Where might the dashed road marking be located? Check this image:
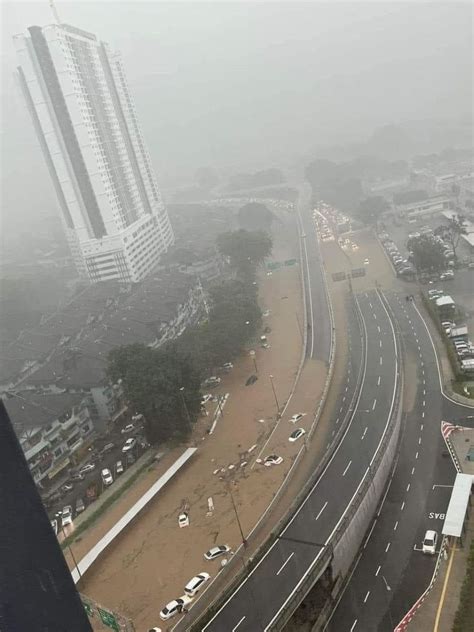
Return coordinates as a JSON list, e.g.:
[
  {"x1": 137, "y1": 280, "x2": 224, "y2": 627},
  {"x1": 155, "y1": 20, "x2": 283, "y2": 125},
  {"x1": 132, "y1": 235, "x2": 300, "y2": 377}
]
[
  {"x1": 342, "y1": 460, "x2": 352, "y2": 477},
  {"x1": 314, "y1": 501, "x2": 328, "y2": 521},
  {"x1": 375, "y1": 565, "x2": 381, "y2": 576},
  {"x1": 394, "y1": 521, "x2": 399, "y2": 531},
  {"x1": 276, "y1": 552, "x2": 294, "y2": 576},
  {"x1": 385, "y1": 542, "x2": 391, "y2": 553},
  {"x1": 363, "y1": 590, "x2": 370, "y2": 603}
]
